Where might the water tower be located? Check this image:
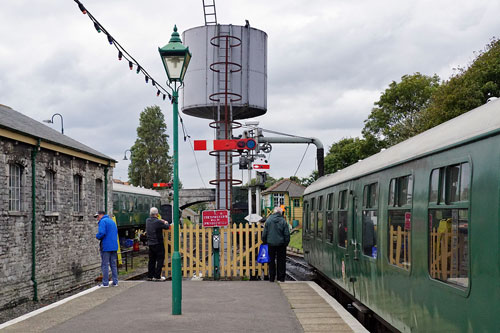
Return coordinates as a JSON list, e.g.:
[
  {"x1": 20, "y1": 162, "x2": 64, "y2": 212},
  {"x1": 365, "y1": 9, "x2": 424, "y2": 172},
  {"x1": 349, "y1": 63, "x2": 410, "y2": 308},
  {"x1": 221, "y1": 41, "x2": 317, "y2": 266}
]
[{"x1": 182, "y1": 24, "x2": 267, "y2": 212}]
